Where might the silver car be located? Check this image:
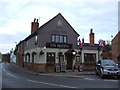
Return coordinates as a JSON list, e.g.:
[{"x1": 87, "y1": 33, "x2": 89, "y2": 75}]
[{"x1": 95, "y1": 59, "x2": 120, "y2": 79}]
